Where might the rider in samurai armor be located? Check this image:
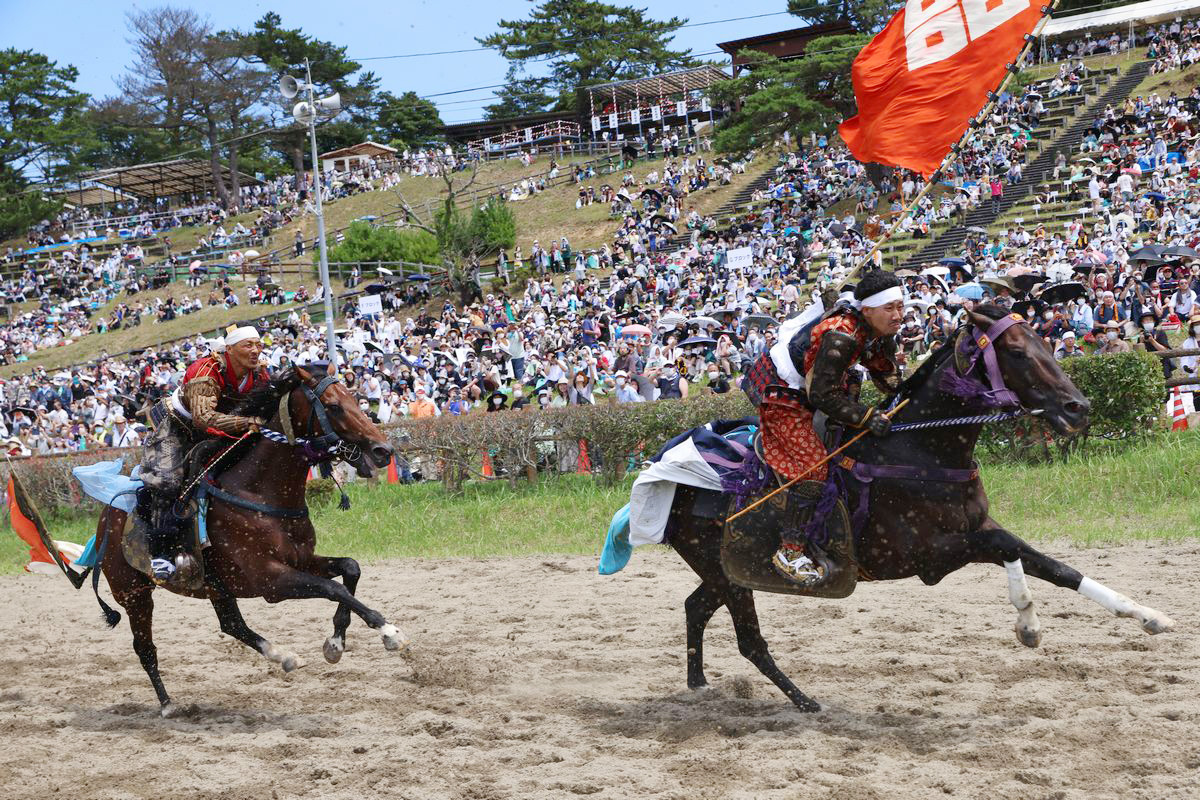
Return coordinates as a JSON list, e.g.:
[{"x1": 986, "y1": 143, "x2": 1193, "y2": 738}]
[
  {"x1": 742, "y1": 270, "x2": 906, "y2": 587},
  {"x1": 138, "y1": 326, "x2": 270, "y2": 584}
]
